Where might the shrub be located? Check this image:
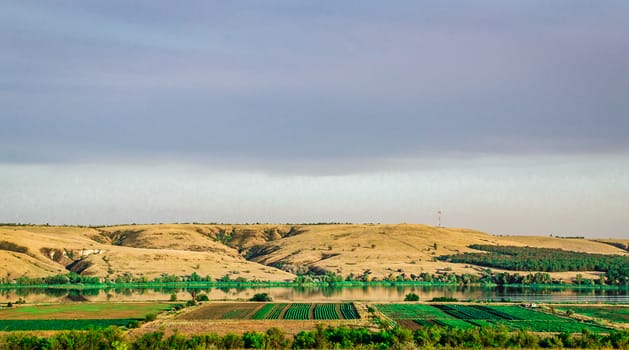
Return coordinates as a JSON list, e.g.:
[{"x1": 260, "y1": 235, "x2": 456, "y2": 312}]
[
  {"x1": 0, "y1": 241, "x2": 28, "y2": 253},
  {"x1": 195, "y1": 293, "x2": 209, "y2": 302},
  {"x1": 404, "y1": 293, "x2": 420, "y2": 302},
  {"x1": 265, "y1": 327, "x2": 290, "y2": 349},
  {"x1": 222, "y1": 333, "x2": 244, "y2": 349},
  {"x1": 250, "y1": 293, "x2": 272, "y2": 302},
  {"x1": 145, "y1": 313, "x2": 157, "y2": 322},
  {"x1": 431, "y1": 296, "x2": 458, "y2": 302},
  {"x1": 169, "y1": 293, "x2": 177, "y2": 301},
  {"x1": 242, "y1": 331, "x2": 265, "y2": 349}
]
